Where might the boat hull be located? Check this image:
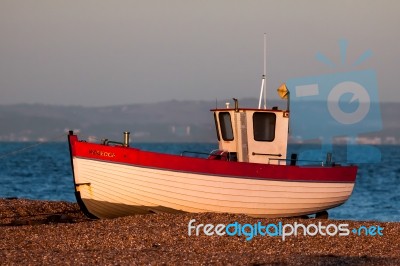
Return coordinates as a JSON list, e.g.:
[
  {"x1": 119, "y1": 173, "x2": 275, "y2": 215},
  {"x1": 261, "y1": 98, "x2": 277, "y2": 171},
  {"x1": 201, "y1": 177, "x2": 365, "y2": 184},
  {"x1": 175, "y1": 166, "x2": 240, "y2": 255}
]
[{"x1": 68, "y1": 134, "x2": 357, "y2": 219}]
